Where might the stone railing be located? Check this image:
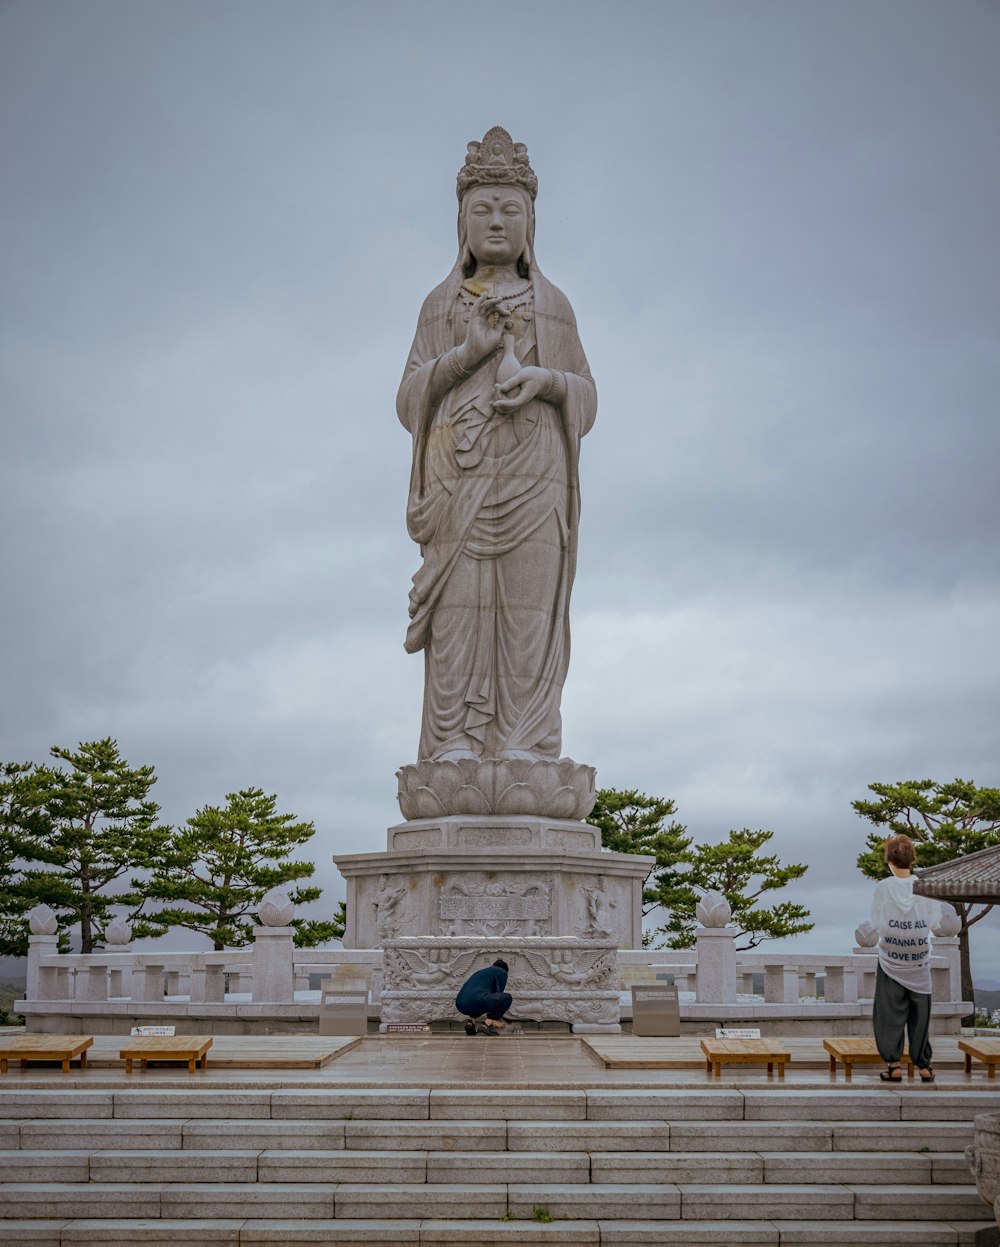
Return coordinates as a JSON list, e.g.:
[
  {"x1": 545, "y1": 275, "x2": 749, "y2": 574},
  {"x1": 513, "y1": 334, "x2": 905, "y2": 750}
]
[{"x1": 15, "y1": 891, "x2": 972, "y2": 1034}]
